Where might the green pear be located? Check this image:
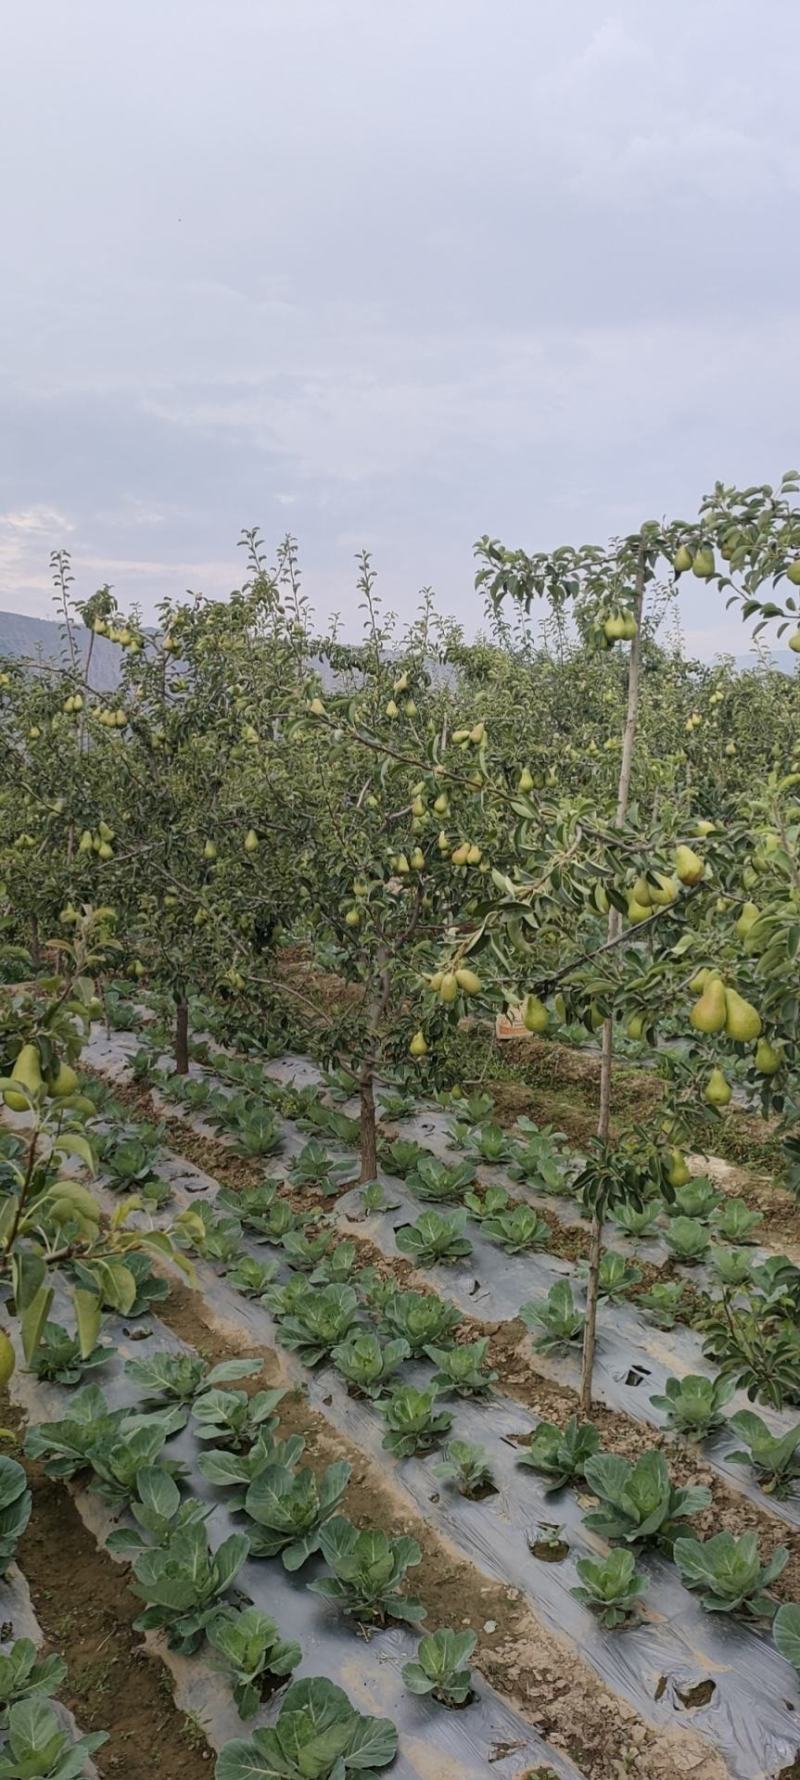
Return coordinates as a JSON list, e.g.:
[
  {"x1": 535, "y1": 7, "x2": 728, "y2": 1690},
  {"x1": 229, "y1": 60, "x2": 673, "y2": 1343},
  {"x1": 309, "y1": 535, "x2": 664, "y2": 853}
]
[
  {"x1": 690, "y1": 977, "x2": 727, "y2": 1034},
  {"x1": 789, "y1": 631, "x2": 800, "y2": 654},
  {"x1": 673, "y1": 544, "x2": 693, "y2": 574},
  {"x1": 626, "y1": 1014, "x2": 645, "y2": 1040},
  {"x1": 755, "y1": 1037, "x2": 782, "y2": 1074},
  {"x1": 724, "y1": 989, "x2": 762, "y2": 1042},
  {"x1": 455, "y1": 967, "x2": 481, "y2": 995},
  {"x1": 523, "y1": 994, "x2": 549, "y2": 1033},
  {"x1": 439, "y1": 974, "x2": 459, "y2": 1004},
  {"x1": 4, "y1": 1043, "x2": 43, "y2": 1111},
  {"x1": 705, "y1": 1067, "x2": 732, "y2": 1106},
  {"x1": 692, "y1": 545, "x2": 715, "y2": 579},
  {"x1": 734, "y1": 901, "x2": 760, "y2": 941},
  {"x1": 675, "y1": 844, "x2": 705, "y2": 885},
  {"x1": 48, "y1": 1061, "x2": 79, "y2": 1098},
  {"x1": 688, "y1": 967, "x2": 712, "y2": 994},
  {"x1": 666, "y1": 1148, "x2": 691, "y2": 1188},
  {"x1": 0, "y1": 1332, "x2": 14, "y2": 1388},
  {"x1": 409, "y1": 1031, "x2": 428, "y2": 1058},
  {"x1": 787, "y1": 559, "x2": 800, "y2": 585}
]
